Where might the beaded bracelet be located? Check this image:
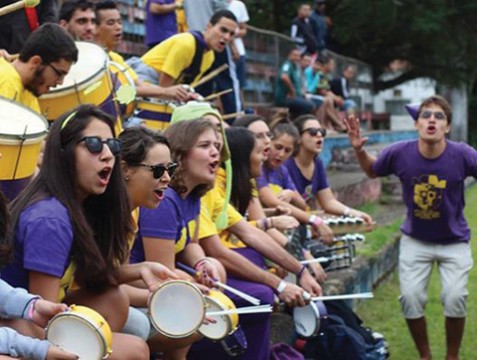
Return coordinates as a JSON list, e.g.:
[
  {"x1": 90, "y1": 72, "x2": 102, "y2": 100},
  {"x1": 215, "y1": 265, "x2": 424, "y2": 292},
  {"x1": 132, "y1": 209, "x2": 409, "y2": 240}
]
[{"x1": 194, "y1": 258, "x2": 211, "y2": 270}]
